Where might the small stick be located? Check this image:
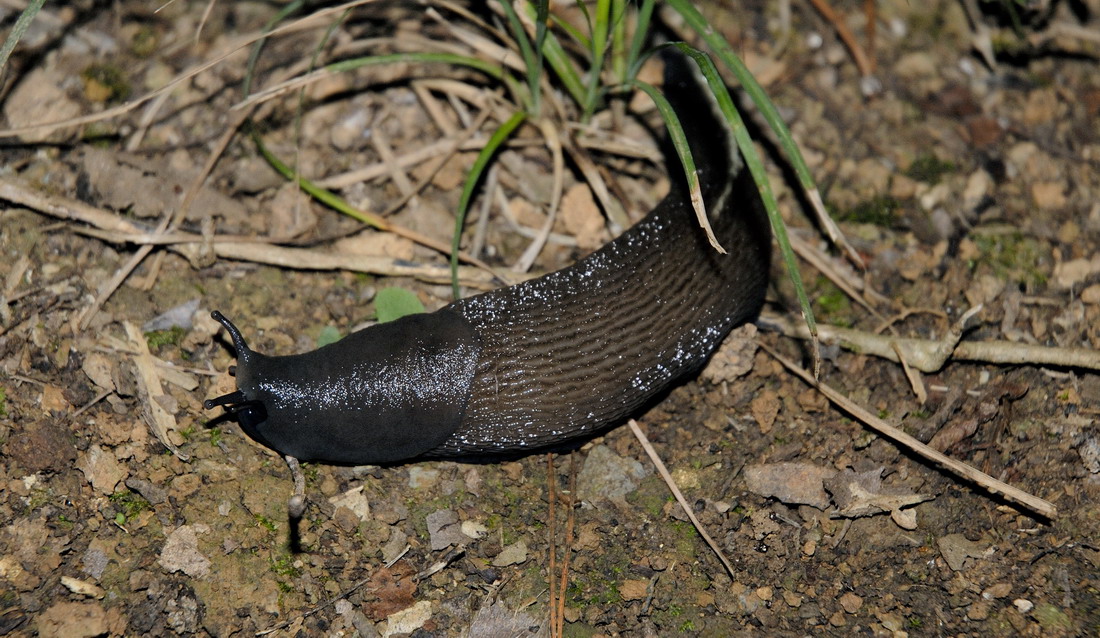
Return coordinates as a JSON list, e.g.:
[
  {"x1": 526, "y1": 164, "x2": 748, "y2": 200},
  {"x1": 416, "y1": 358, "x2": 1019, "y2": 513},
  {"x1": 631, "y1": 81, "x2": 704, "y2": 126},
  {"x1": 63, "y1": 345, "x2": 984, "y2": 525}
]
[
  {"x1": 546, "y1": 453, "x2": 558, "y2": 636},
  {"x1": 761, "y1": 343, "x2": 1057, "y2": 520},
  {"x1": 628, "y1": 419, "x2": 738, "y2": 581}
]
